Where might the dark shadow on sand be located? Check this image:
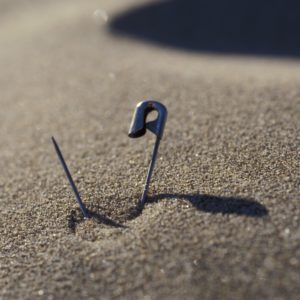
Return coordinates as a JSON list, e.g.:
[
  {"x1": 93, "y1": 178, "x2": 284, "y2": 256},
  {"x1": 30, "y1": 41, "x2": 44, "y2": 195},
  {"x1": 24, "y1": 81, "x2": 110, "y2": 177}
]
[
  {"x1": 68, "y1": 193, "x2": 267, "y2": 231},
  {"x1": 148, "y1": 193, "x2": 268, "y2": 217},
  {"x1": 68, "y1": 209, "x2": 125, "y2": 233},
  {"x1": 110, "y1": 0, "x2": 300, "y2": 58}
]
